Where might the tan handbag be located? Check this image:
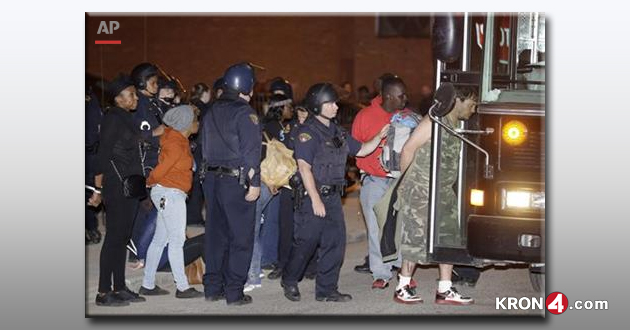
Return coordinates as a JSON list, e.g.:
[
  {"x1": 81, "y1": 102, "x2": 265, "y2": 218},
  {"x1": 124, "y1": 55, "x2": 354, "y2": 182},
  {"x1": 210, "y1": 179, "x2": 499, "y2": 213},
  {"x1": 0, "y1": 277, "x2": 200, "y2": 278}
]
[
  {"x1": 260, "y1": 132, "x2": 297, "y2": 188},
  {"x1": 185, "y1": 257, "x2": 205, "y2": 285}
]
